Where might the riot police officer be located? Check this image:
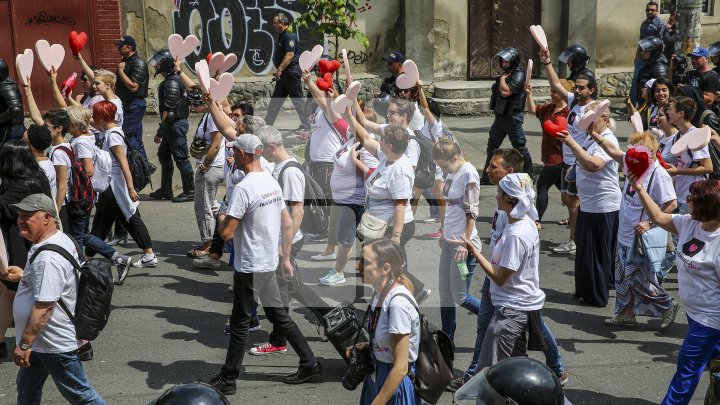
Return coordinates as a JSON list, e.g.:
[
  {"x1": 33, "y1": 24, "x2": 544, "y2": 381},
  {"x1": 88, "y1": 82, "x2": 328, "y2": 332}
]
[
  {"x1": 148, "y1": 48, "x2": 194, "y2": 203},
  {"x1": 0, "y1": 58, "x2": 25, "y2": 144},
  {"x1": 115, "y1": 35, "x2": 150, "y2": 158},
  {"x1": 637, "y1": 36, "x2": 669, "y2": 90},
  {"x1": 559, "y1": 44, "x2": 594, "y2": 81}
]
